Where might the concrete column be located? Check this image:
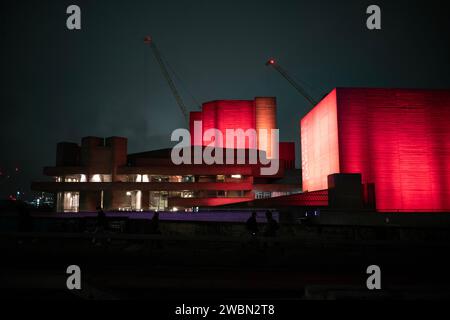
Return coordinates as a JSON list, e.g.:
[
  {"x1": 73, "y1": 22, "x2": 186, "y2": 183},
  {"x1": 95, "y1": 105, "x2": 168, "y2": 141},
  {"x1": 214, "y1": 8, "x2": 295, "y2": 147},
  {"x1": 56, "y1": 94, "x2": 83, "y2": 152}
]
[
  {"x1": 141, "y1": 191, "x2": 149, "y2": 211},
  {"x1": 56, "y1": 192, "x2": 63, "y2": 212}
]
